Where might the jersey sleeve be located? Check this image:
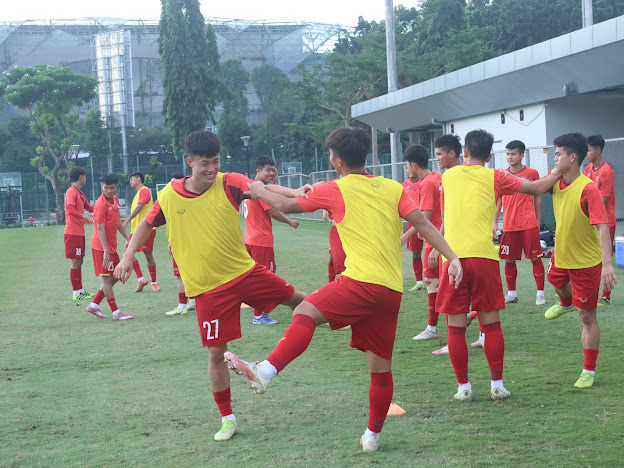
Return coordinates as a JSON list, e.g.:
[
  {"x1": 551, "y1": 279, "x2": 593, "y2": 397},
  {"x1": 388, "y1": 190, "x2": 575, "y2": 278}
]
[
  {"x1": 494, "y1": 170, "x2": 524, "y2": 198},
  {"x1": 296, "y1": 181, "x2": 344, "y2": 220},
  {"x1": 145, "y1": 200, "x2": 166, "y2": 227},
  {"x1": 440, "y1": 186, "x2": 444, "y2": 211},
  {"x1": 224, "y1": 172, "x2": 252, "y2": 208},
  {"x1": 581, "y1": 184, "x2": 609, "y2": 225},
  {"x1": 418, "y1": 181, "x2": 435, "y2": 212},
  {"x1": 598, "y1": 169, "x2": 614, "y2": 199},
  {"x1": 138, "y1": 187, "x2": 152, "y2": 205},
  {"x1": 259, "y1": 199, "x2": 272, "y2": 212},
  {"x1": 66, "y1": 204, "x2": 84, "y2": 218},
  {"x1": 399, "y1": 189, "x2": 420, "y2": 218}
]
